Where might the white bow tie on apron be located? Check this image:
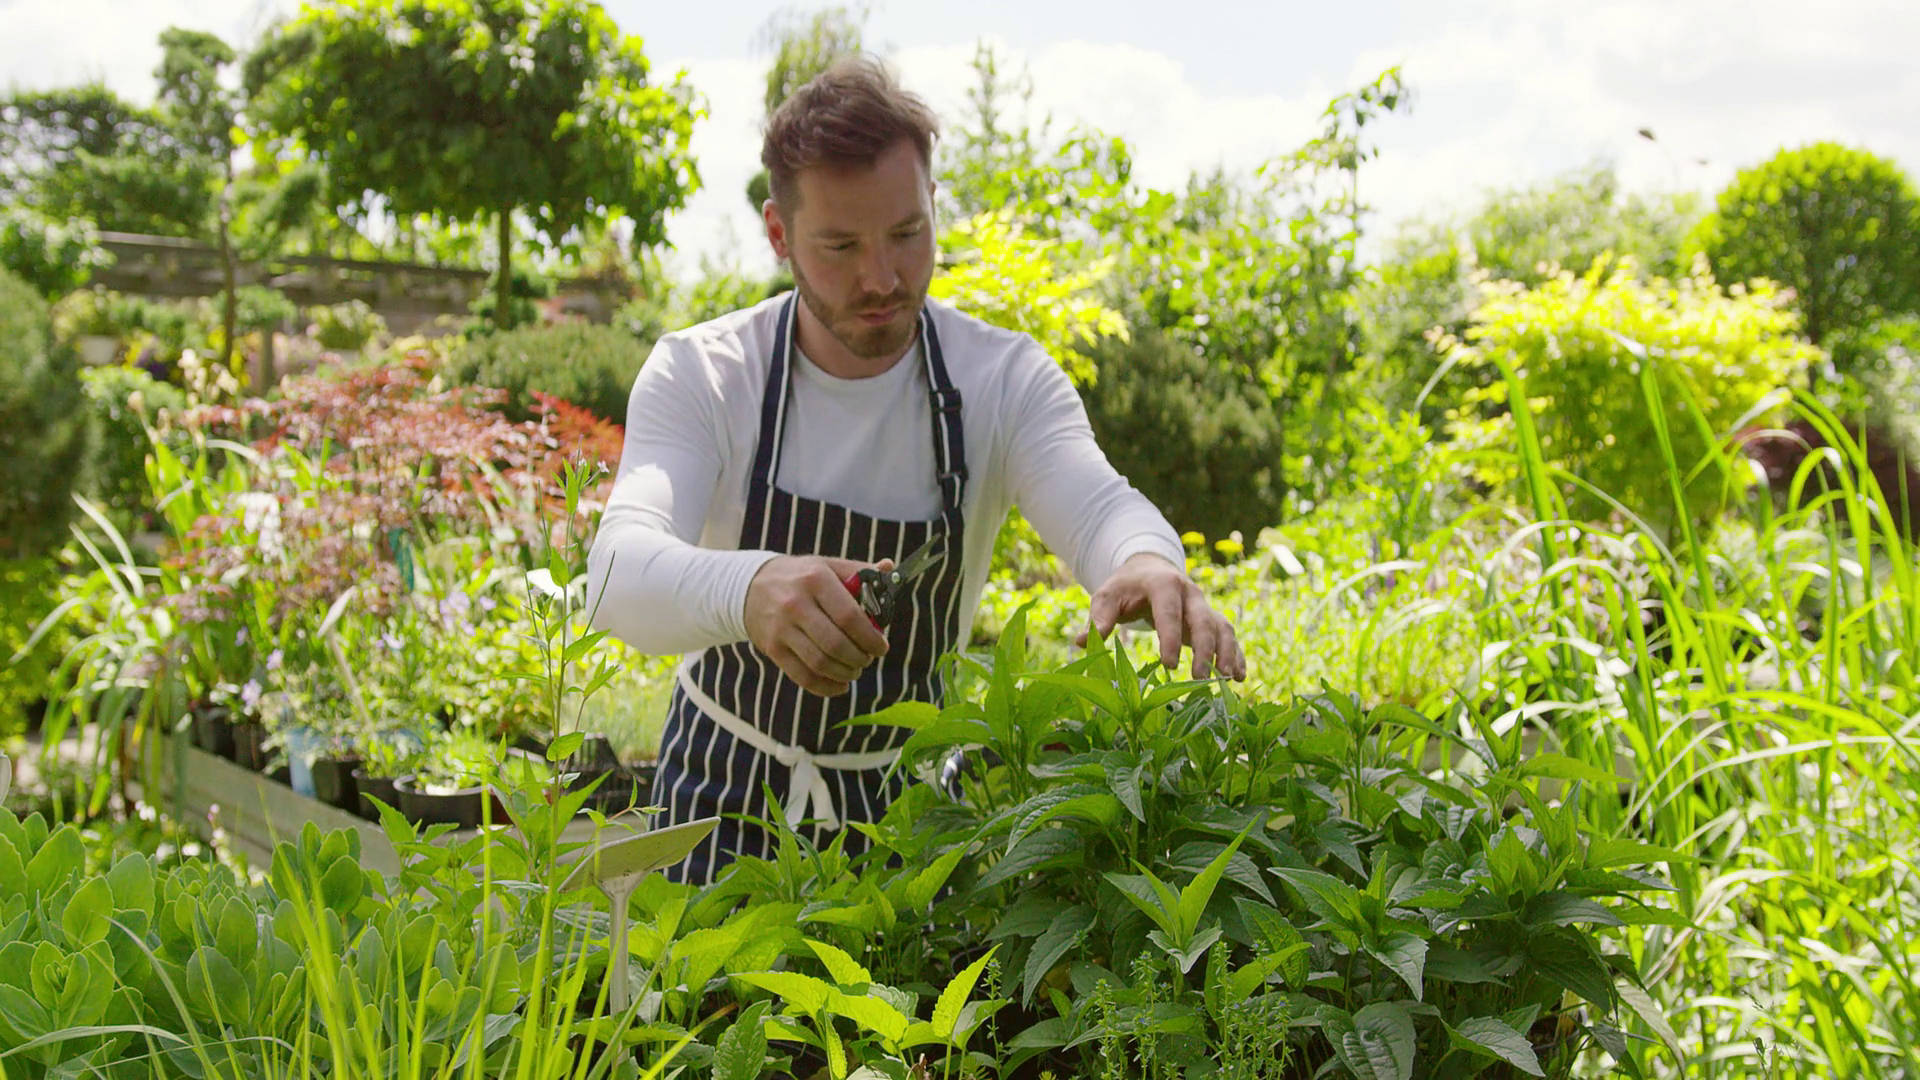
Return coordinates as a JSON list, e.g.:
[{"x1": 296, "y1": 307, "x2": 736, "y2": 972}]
[{"x1": 675, "y1": 658, "x2": 900, "y2": 831}]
